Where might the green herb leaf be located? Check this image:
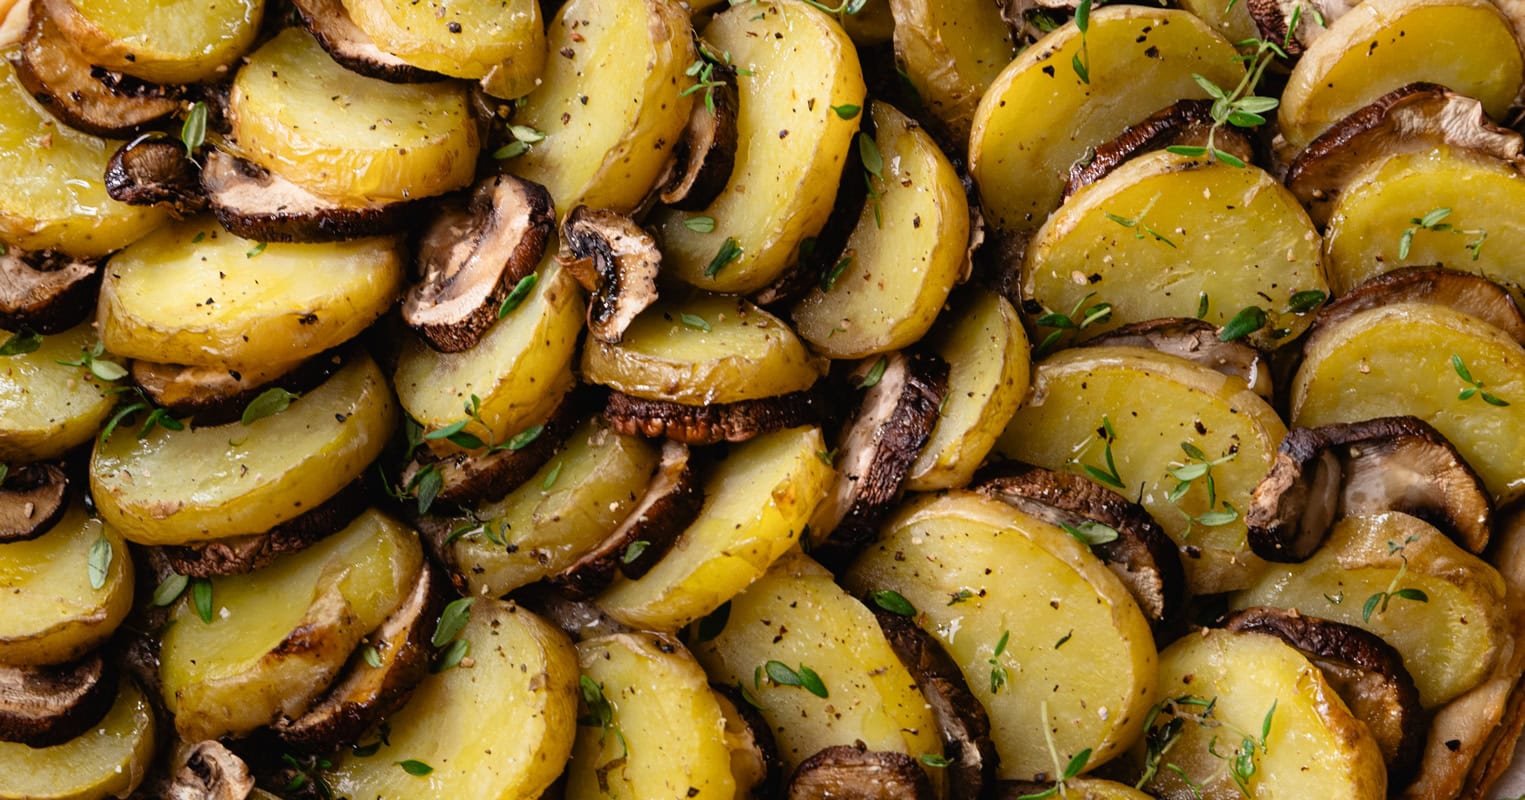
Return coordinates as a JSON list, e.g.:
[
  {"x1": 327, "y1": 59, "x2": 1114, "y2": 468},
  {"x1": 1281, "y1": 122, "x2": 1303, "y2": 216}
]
[
  {"x1": 1213, "y1": 148, "x2": 1247, "y2": 168},
  {"x1": 396, "y1": 760, "x2": 433, "y2": 776},
  {"x1": 684, "y1": 215, "x2": 716, "y2": 233},
  {"x1": 87, "y1": 534, "x2": 112, "y2": 590},
  {"x1": 621, "y1": 540, "x2": 650, "y2": 565},
  {"x1": 541, "y1": 460, "x2": 564, "y2": 491},
  {"x1": 821, "y1": 255, "x2": 853, "y2": 291},
  {"x1": 242, "y1": 387, "x2": 299, "y2": 425},
  {"x1": 831, "y1": 103, "x2": 861, "y2": 119},
  {"x1": 493, "y1": 140, "x2": 529, "y2": 159},
  {"x1": 796, "y1": 665, "x2": 828, "y2": 698},
  {"x1": 363, "y1": 645, "x2": 383, "y2": 668},
  {"x1": 1166, "y1": 145, "x2": 1210, "y2": 158},
  {"x1": 1060, "y1": 520, "x2": 1121, "y2": 547},
  {"x1": 246, "y1": 242, "x2": 267, "y2": 258},
  {"x1": 1419, "y1": 207, "x2": 1453, "y2": 228},
  {"x1": 414, "y1": 465, "x2": 442, "y2": 515},
  {"x1": 857, "y1": 356, "x2": 888, "y2": 389},
  {"x1": 1285, "y1": 290, "x2": 1326, "y2": 314},
  {"x1": 191, "y1": 578, "x2": 214, "y2": 623},
  {"x1": 1197, "y1": 292, "x2": 1211, "y2": 319},
  {"x1": 432, "y1": 638, "x2": 468, "y2": 672},
  {"x1": 432, "y1": 597, "x2": 475, "y2": 648},
  {"x1": 505, "y1": 424, "x2": 544, "y2": 451},
  {"x1": 920, "y1": 753, "x2": 953, "y2": 768},
  {"x1": 859, "y1": 133, "x2": 883, "y2": 179},
  {"x1": 680, "y1": 312, "x2": 712, "y2": 332},
  {"x1": 181, "y1": 101, "x2": 208, "y2": 155},
  {"x1": 1074, "y1": 0, "x2": 1092, "y2": 30},
  {"x1": 153, "y1": 572, "x2": 189, "y2": 606},
  {"x1": 871, "y1": 589, "x2": 916, "y2": 617},
  {"x1": 508, "y1": 124, "x2": 546, "y2": 143},
  {"x1": 704, "y1": 237, "x2": 742, "y2": 278},
  {"x1": 1064, "y1": 748, "x2": 1092, "y2": 779},
  {"x1": 100, "y1": 402, "x2": 147, "y2": 444},
  {"x1": 497, "y1": 272, "x2": 539, "y2": 317},
  {"x1": 0, "y1": 328, "x2": 41, "y2": 356},
  {"x1": 1219, "y1": 305, "x2": 1268, "y2": 341}
]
